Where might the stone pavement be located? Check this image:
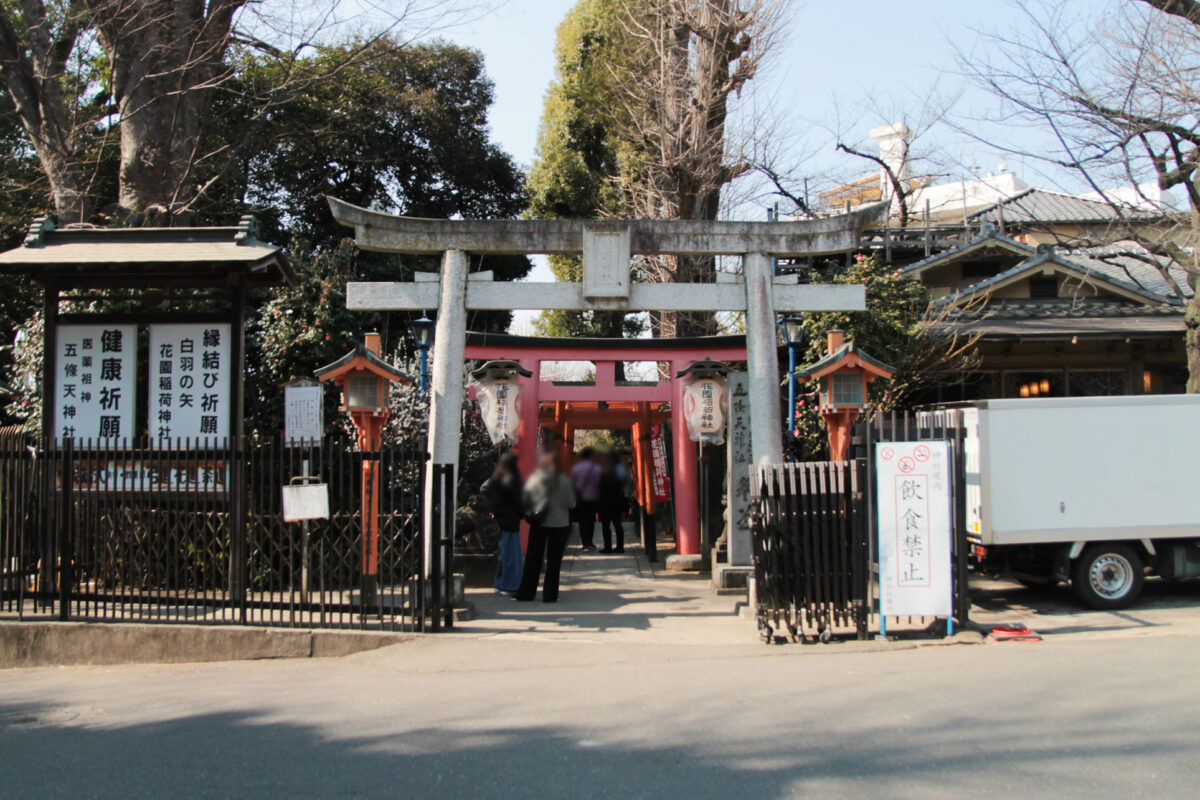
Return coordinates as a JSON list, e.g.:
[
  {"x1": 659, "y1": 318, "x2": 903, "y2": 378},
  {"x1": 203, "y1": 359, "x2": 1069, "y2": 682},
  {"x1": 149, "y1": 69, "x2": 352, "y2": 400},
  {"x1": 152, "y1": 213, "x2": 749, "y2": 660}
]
[
  {"x1": 461, "y1": 542, "x2": 756, "y2": 646},
  {"x1": 459, "y1": 532, "x2": 1200, "y2": 647}
]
